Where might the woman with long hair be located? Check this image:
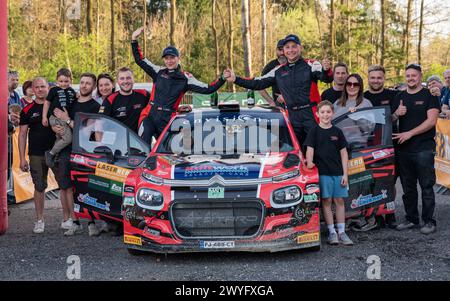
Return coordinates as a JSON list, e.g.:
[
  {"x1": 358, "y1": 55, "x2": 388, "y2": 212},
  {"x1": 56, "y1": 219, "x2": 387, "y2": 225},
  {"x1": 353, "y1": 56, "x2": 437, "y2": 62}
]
[
  {"x1": 94, "y1": 73, "x2": 115, "y2": 104},
  {"x1": 333, "y1": 73, "x2": 372, "y2": 119}
]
